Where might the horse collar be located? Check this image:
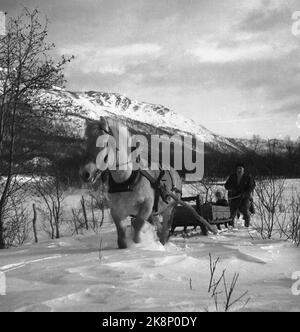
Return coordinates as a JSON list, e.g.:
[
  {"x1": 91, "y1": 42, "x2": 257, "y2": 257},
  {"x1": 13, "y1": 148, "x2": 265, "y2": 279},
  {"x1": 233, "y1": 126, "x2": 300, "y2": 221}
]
[{"x1": 108, "y1": 171, "x2": 141, "y2": 194}]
